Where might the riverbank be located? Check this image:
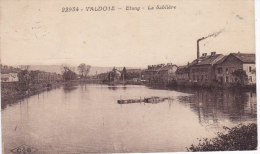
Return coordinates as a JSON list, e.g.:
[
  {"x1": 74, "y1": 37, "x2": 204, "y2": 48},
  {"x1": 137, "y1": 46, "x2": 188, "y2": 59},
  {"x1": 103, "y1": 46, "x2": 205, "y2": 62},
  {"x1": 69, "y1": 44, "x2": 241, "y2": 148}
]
[{"x1": 1, "y1": 81, "x2": 63, "y2": 109}]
